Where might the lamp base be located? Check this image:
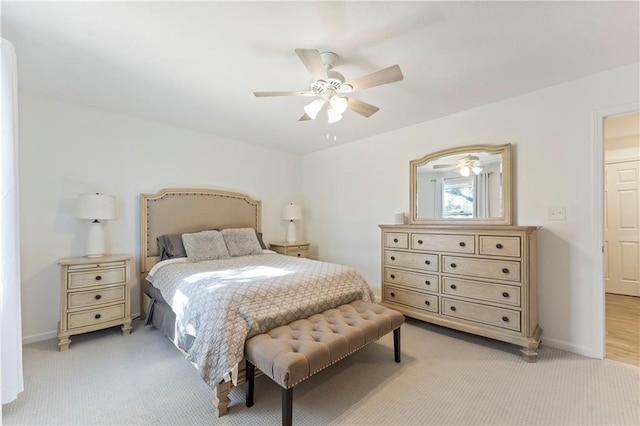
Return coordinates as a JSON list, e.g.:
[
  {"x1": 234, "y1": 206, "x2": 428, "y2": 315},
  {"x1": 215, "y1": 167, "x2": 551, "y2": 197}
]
[
  {"x1": 85, "y1": 220, "x2": 106, "y2": 258},
  {"x1": 286, "y1": 220, "x2": 297, "y2": 243}
]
